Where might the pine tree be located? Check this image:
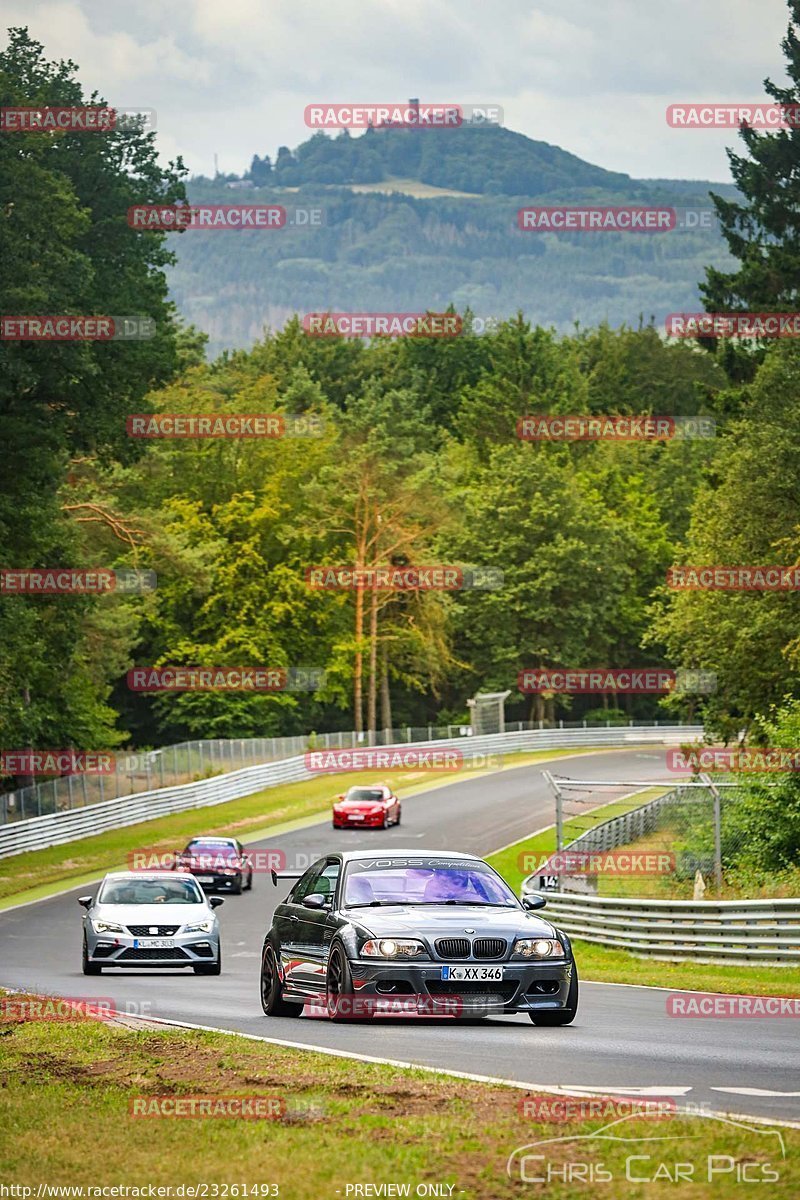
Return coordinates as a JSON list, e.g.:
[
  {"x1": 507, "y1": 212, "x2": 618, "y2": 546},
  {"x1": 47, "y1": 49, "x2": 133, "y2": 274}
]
[{"x1": 701, "y1": 0, "x2": 800, "y2": 312}]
